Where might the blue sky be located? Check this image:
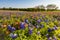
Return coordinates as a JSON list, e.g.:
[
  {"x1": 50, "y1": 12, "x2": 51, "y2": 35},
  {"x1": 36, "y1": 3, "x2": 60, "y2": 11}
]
[{"x1": 0, "y1": 0, "x2": 60, "y2": 9}]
